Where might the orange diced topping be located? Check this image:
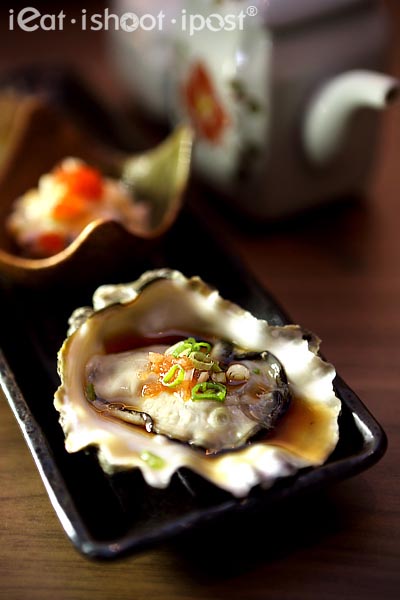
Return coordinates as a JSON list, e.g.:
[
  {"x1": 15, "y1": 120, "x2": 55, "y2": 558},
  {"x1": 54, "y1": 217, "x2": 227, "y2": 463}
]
[
  {"x1": 52, "y1": 163, "x2": 105, "y2": 222},
  {"x1": 143, "y1": 352, "x2": 196, "y2": 400},
  {"x1": 36, "y1": 232, "x2": 67, "y2": 256},
  {"x1": 52, "y1": 194, "x2": 89, "y2": 221},
  {"x1": 56, "y1": 164, "x2": 104, "y2": 201},
  {"x1": 148, "y1": 352, "x2": 193, "y2": 376}
]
